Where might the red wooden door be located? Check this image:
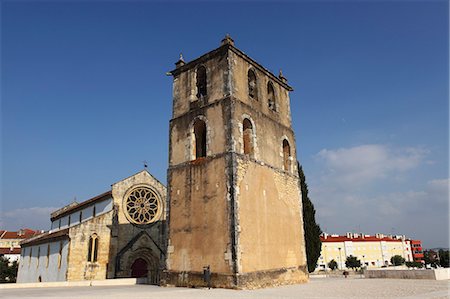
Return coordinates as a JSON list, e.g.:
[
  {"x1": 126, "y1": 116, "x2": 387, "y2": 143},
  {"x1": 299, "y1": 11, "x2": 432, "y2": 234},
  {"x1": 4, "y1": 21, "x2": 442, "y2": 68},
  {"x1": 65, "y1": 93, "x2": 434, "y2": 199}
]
[{"x1": 131, "y1": 258, "x2": 148, "y2": 278}]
